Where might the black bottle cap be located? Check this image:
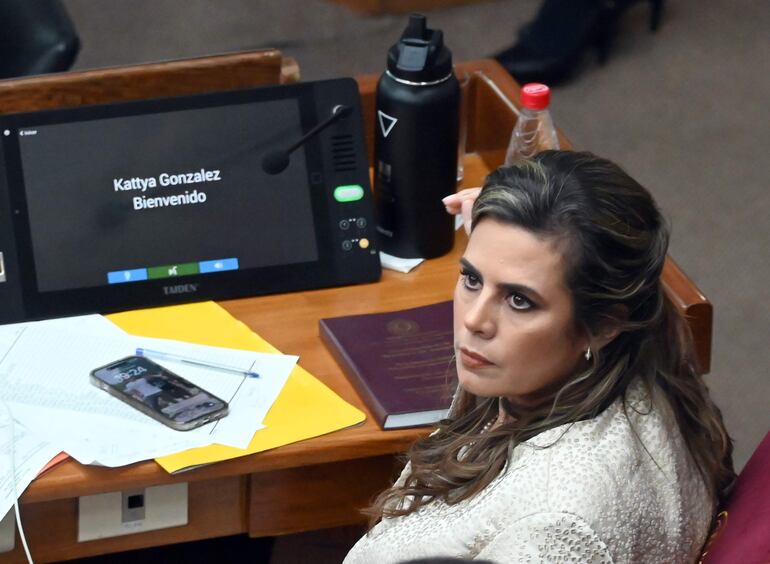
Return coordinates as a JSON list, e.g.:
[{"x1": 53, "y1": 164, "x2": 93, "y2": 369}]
[{"x1": 386, "y1": 13, "x2": 453, "y2": 83}]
